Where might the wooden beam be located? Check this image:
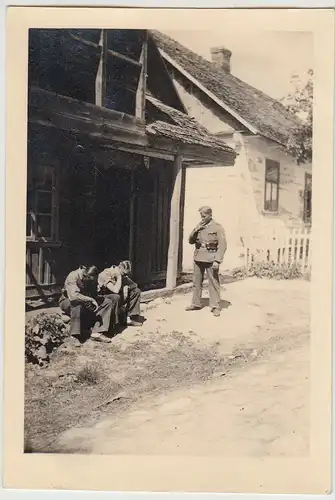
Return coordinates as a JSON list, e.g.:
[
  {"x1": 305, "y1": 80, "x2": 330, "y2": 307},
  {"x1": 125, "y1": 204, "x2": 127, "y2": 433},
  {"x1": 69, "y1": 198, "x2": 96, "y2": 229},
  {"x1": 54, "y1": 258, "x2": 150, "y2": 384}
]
[
  {"x1": 28, "y1": 87, "x2": 148, "y2": 147},
  {"x1": 148, "y1": 136, "x2": 236, "y2": 165},
  {"x1": 135, "y1": 33, "x2": 148, "y2": 120},
  {"x1": 166, "y1": 155, "x2": 183, "y2": 289},
  {"x1": 95, "y1": 29, "x2": 107, "y2": 107},
  {"x1": 70, "y1": 33, "x2": 142, "y2": 68},
  {"x1": 177, "y1": 163, "x2": 186, "y2": 275},
  {"x1": 104, "y1": 143, "x2": 174, "y2": 161},
  {"x1": 32, "y1": 117, "x2": 148, "y2": 149},
  {"x1": 29, "y1": 87, "x2": 145, "y2": 129}
]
